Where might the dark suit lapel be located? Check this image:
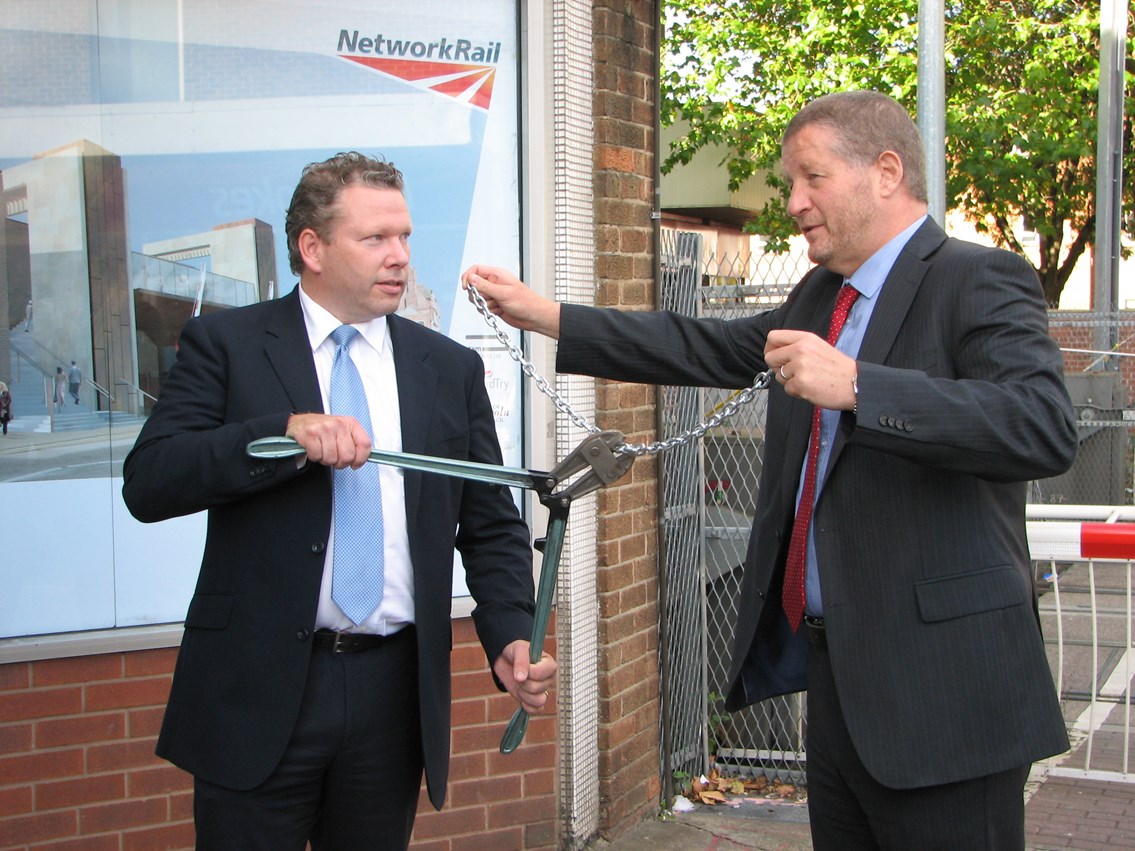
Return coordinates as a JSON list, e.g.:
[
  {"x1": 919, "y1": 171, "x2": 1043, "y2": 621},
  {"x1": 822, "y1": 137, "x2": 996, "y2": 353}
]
[
  {"x1": 388, "y1": 314, "x2": 439, "y2": 525},
  {"x1": 262, "y1": 288, "x2": 323, "y2": 414},
  {"x1": 826, "y1": 218, "x2": 947, "y2": 472},
  {"x1": 856, "y1": 218, "x2": 947, "y2": 366}
]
